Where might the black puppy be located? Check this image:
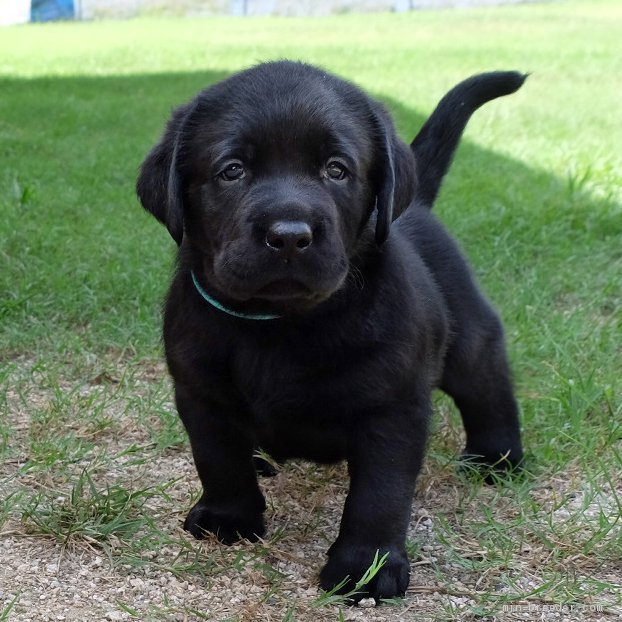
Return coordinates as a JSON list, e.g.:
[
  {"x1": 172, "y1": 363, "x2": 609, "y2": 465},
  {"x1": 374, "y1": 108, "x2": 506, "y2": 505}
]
[{"x1": 137, "y1": 61, "x2": 525, "y2": 601}]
